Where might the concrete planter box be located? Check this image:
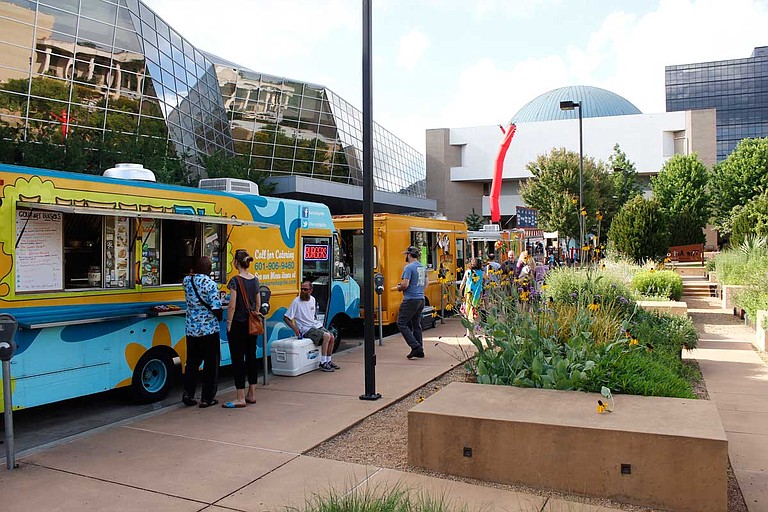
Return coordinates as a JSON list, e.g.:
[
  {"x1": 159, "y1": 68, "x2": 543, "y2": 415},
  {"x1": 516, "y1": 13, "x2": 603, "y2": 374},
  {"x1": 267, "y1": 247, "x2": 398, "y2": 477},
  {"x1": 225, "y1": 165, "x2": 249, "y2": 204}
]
[
  {"x1": 756, "y1": 310, "x2": 768, "y2": 352},
  {"x1": 409, "y1": 383, "x2": 728, "y2": 512},
  {"x1": 708, "y1": 271, "x2": 717, "y2": 283},
  {"x1": 637, "y1": 300, "x2": 688, "y2": 317},
  {"x1": 721, "y1": 285, "x2": 748, "y2": 310}
]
